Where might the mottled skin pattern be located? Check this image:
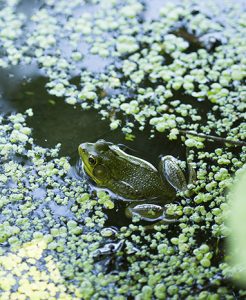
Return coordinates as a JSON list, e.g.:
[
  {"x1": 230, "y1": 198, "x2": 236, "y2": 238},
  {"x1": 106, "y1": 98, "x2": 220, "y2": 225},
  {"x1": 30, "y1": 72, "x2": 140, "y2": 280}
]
[{"x1": 78, "y1": 140, "x2": 176, "y2": 201}]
